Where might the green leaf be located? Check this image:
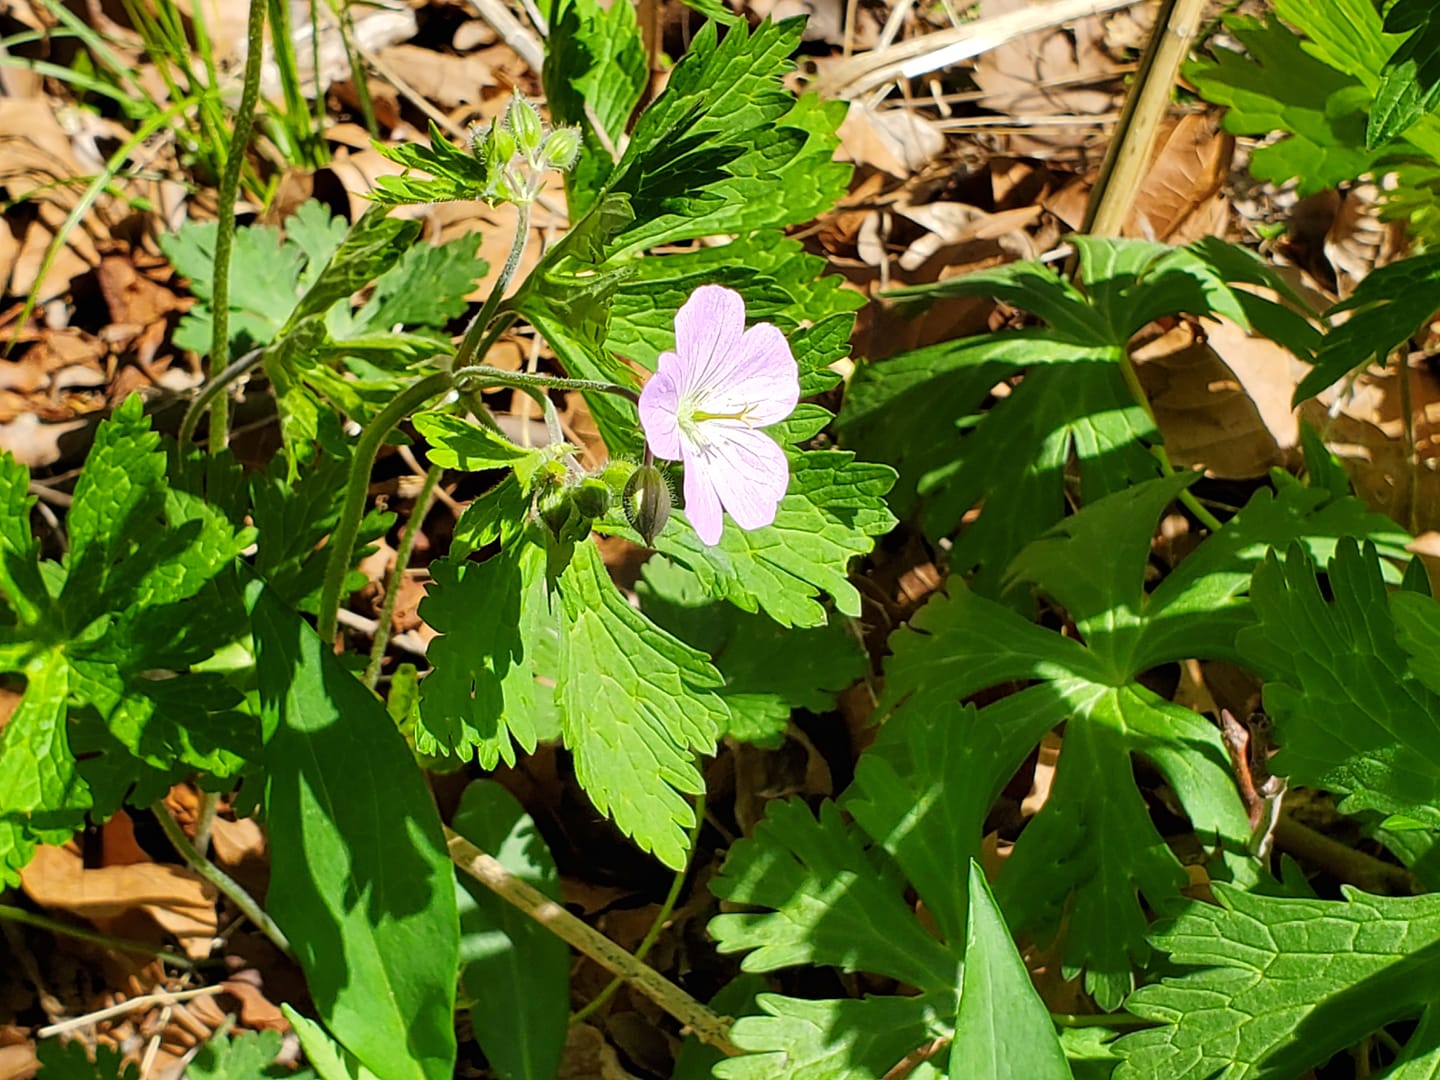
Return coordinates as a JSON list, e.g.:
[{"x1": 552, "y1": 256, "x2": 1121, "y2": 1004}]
[
  {"x1": 453, "y1": 780, "x2": 568, "y2": 1080},
  {"x1": 543, "y1": 0, "x2": 647, "y2": 213},
  {"x1": 285, "y1": 207, "x2": 420, "y2": 330},
  {"x1": 285, "y1": 1006, "x2": 382, "y2": 1080},
  {"x1": 0, "y1": 452, "x2": 46, "y2": 625},
  {"x1": 1185, "y1": 15, "x2": 1384, "y2": 197},
  {"x1": 371, "y1": 121, "x2": 499, "y2": 206},
  {"x1": 1116, "y1": 886, "x2": 1440, "y2": 1079},
  {"x1": 246, "y1": 571, "x2": 458, "y2": 1080},
  {"x1": 162, "y1": 217, "x2": 306, "y2": 356},
  {"x1": 716, "y1": 993, "x2": 953, "y2": 1080},
  {"x1": 352, "y1": 231, "x2": 487, "y2": 331},
  {"x1": 875, "y1": 474, "x2": 1361, "y2": 1007},
  {"x1": 0, "y1": 650, "x2": 84, "y2": 885},
  {"x1": 1241, "y1": 540, "x2": 1440, "y2": 828},
  {"x1": 412, "y1": 412, "x2": 534, "y2": 473},
  {"x1": 35, "y1": 1038, "x2": 140, "y2": 1080},
  {"x1": 1295, "y1": 251, "x2": 1440, "y2": 403},
  {"x1": 188, "y1": 1029, "x2": 295, "y2": 1080},
  {"x1": 709, "y1": 794, "x2": 961, "y2": 1076},
  {"x1": 556, "y1": 539, "x2": 727, "y2": 868},
  {"x1": 287, "y1": 200, "x2": 350, "y2": 288},
  {"x1": 417, "y1": 543, "x2": 551, "y2": 767},
  {"x1": 848, "y1": 238, "x2": 1316, "y2": 587},
  {"x1": 606, "y1": 425, "x2": 895, "y2": 629},
  {"x1": 636, "y1": 555, "x2": 866, "y2": 744},
  {"x1": 951, "y1": 862, "x2": 1073, "y2": 1080},
  {"x1": 602, "y1": 19, "x2": 849, "y2": 257},
  {"x1": 712, "y1": 800, "x2": 958, "y2": 988}
]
